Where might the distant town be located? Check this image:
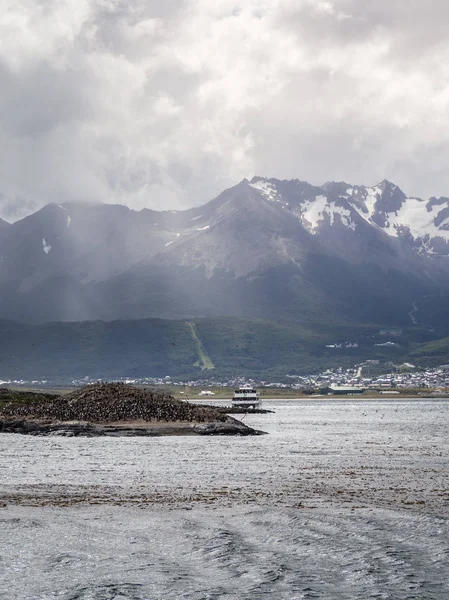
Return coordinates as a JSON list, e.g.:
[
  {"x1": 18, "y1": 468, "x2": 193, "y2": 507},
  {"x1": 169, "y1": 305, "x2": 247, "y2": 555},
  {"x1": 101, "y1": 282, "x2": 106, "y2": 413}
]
[
  {"x1": 2, "y1": 360, "x2": 448, "y2": 395},
  {"x1": 124, "y1": 362, "x2": 449, "y2": 393},
  {"x1": 283, "y1": 362, "x2": 449, "y2": 394},
  {"x1": 150, "y1": 360, "x2": 448, "y2": 394},
  {"x1": 160, "y1": 362, "x2": 449, "y2": 394}
]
